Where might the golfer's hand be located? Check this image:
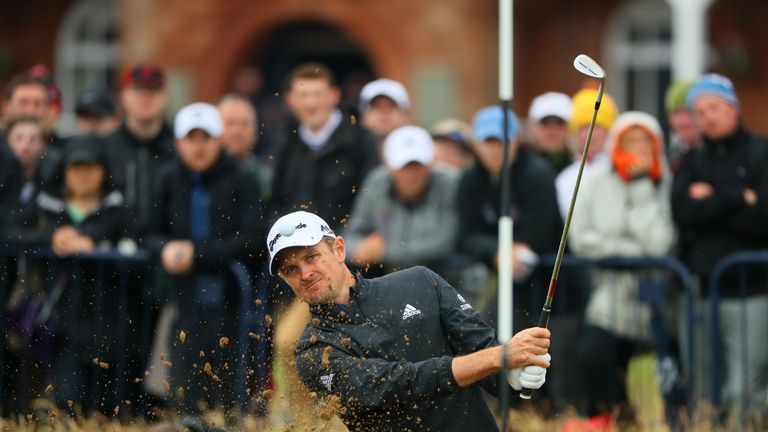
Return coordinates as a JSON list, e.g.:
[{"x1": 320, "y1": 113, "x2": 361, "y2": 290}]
[
  {"x1": 508, "y1": 353, "x2": 551, "y2": 390},
  {"x1": 505, "y1": 327, "x2": 551, "y2": 369}
]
